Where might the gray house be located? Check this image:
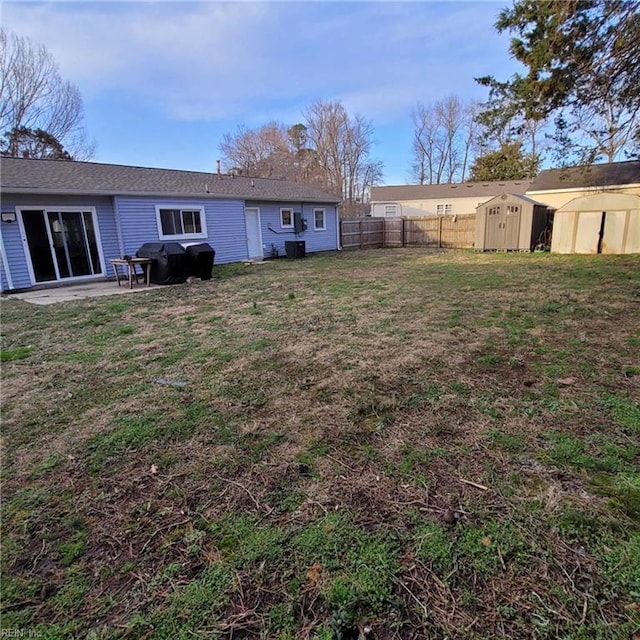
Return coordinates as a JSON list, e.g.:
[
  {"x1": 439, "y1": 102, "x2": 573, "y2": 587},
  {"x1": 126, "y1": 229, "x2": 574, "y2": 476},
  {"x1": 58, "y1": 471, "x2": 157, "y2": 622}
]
[{"x1": 0, "y1": 157, "x2": 341, "y2": 292}]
